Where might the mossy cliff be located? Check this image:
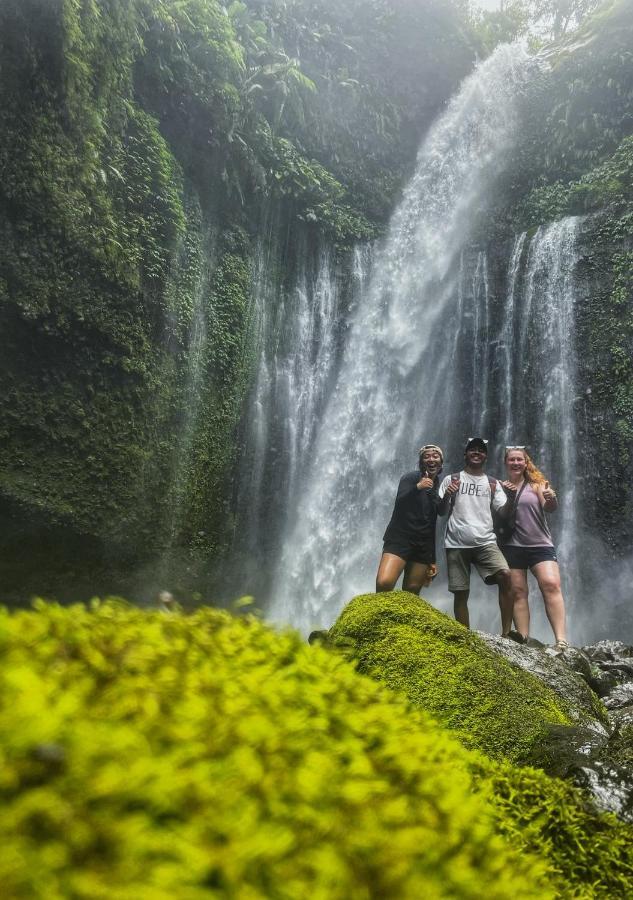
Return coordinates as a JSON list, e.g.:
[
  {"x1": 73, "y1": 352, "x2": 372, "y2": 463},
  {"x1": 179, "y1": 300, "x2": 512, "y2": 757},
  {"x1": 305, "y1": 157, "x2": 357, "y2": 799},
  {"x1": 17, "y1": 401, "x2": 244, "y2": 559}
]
[
  {"x1": 0, "y1": 0, "x2": 475, "y2": 600},
  {"x1": 486, "y1": 0, "x2": 633, "y2": 553},
  {"x1": 1, "y1": 599, "x2": 632, "y2": 897}
]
